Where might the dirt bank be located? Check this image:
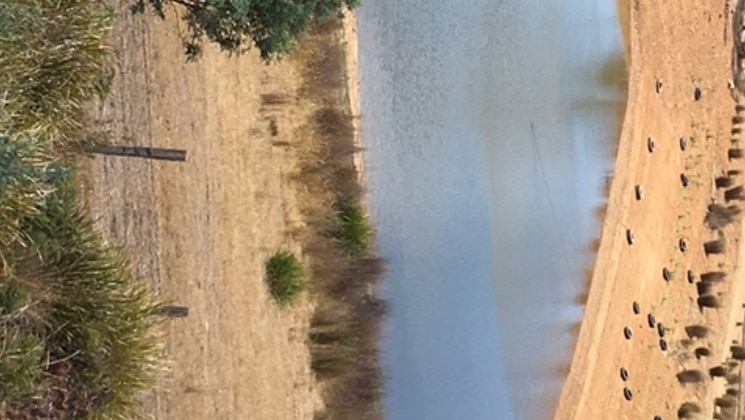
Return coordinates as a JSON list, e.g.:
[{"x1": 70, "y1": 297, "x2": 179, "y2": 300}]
[{"x1": 555, "y1": 1, "x2": 745, "y2": 418}]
